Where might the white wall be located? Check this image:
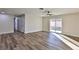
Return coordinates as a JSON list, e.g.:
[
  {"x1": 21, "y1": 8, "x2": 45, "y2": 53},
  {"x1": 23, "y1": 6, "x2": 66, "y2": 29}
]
[
  {"x1": 25, "y1": 9, "x2": 42, "y2": 33},
  {"x1": 42, "y1": 17, "x2": 50, "y2": 31},
  {"x1": 62, "y1": 13, "x2": 79, "y2": 37},
  {"x1": 0, "y1": 14, "x2": 14, "y2": 34}
]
